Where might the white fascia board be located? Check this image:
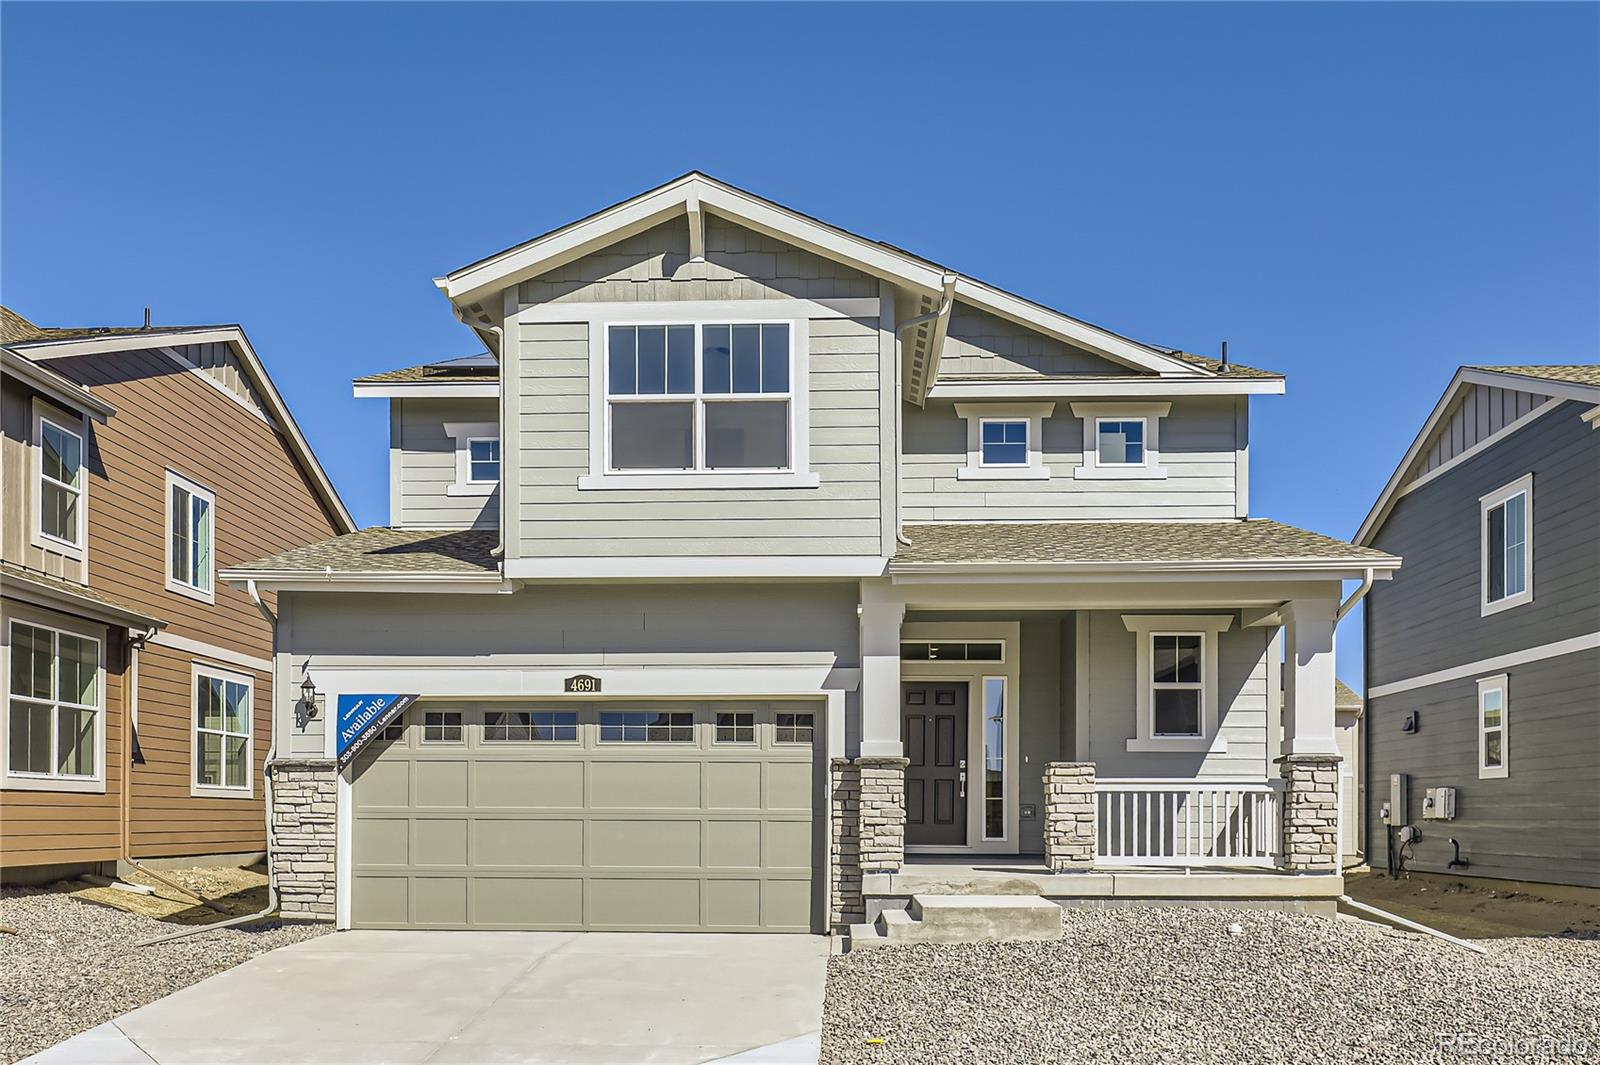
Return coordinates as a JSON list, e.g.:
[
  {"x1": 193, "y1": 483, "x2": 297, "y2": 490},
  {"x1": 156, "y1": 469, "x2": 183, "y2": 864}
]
[
  {"x1": 220, "y1": 574, "x2": 511, "y2": 594},
  {"x1": 352, "y1": 382, "x2": 500, "y2": 399},
  {"x1": 1, "y1": 349, "x2": 116, "y2": 419},
  {"x1": 928, "y1": 378, "x2": 1284, "y2": 400},
  {"x1": 504, "y1": 556, "x2": 890, "y2": 580},
  {"x1": 890, "y1": 558, "x2": 1400, "y2": 582},
  {"x1": 1466, "y1": 368, "x2": 1600, "y2": 405},
  {"x1": 20, "y1": 327, "x2": 357, "y2": 534}
]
